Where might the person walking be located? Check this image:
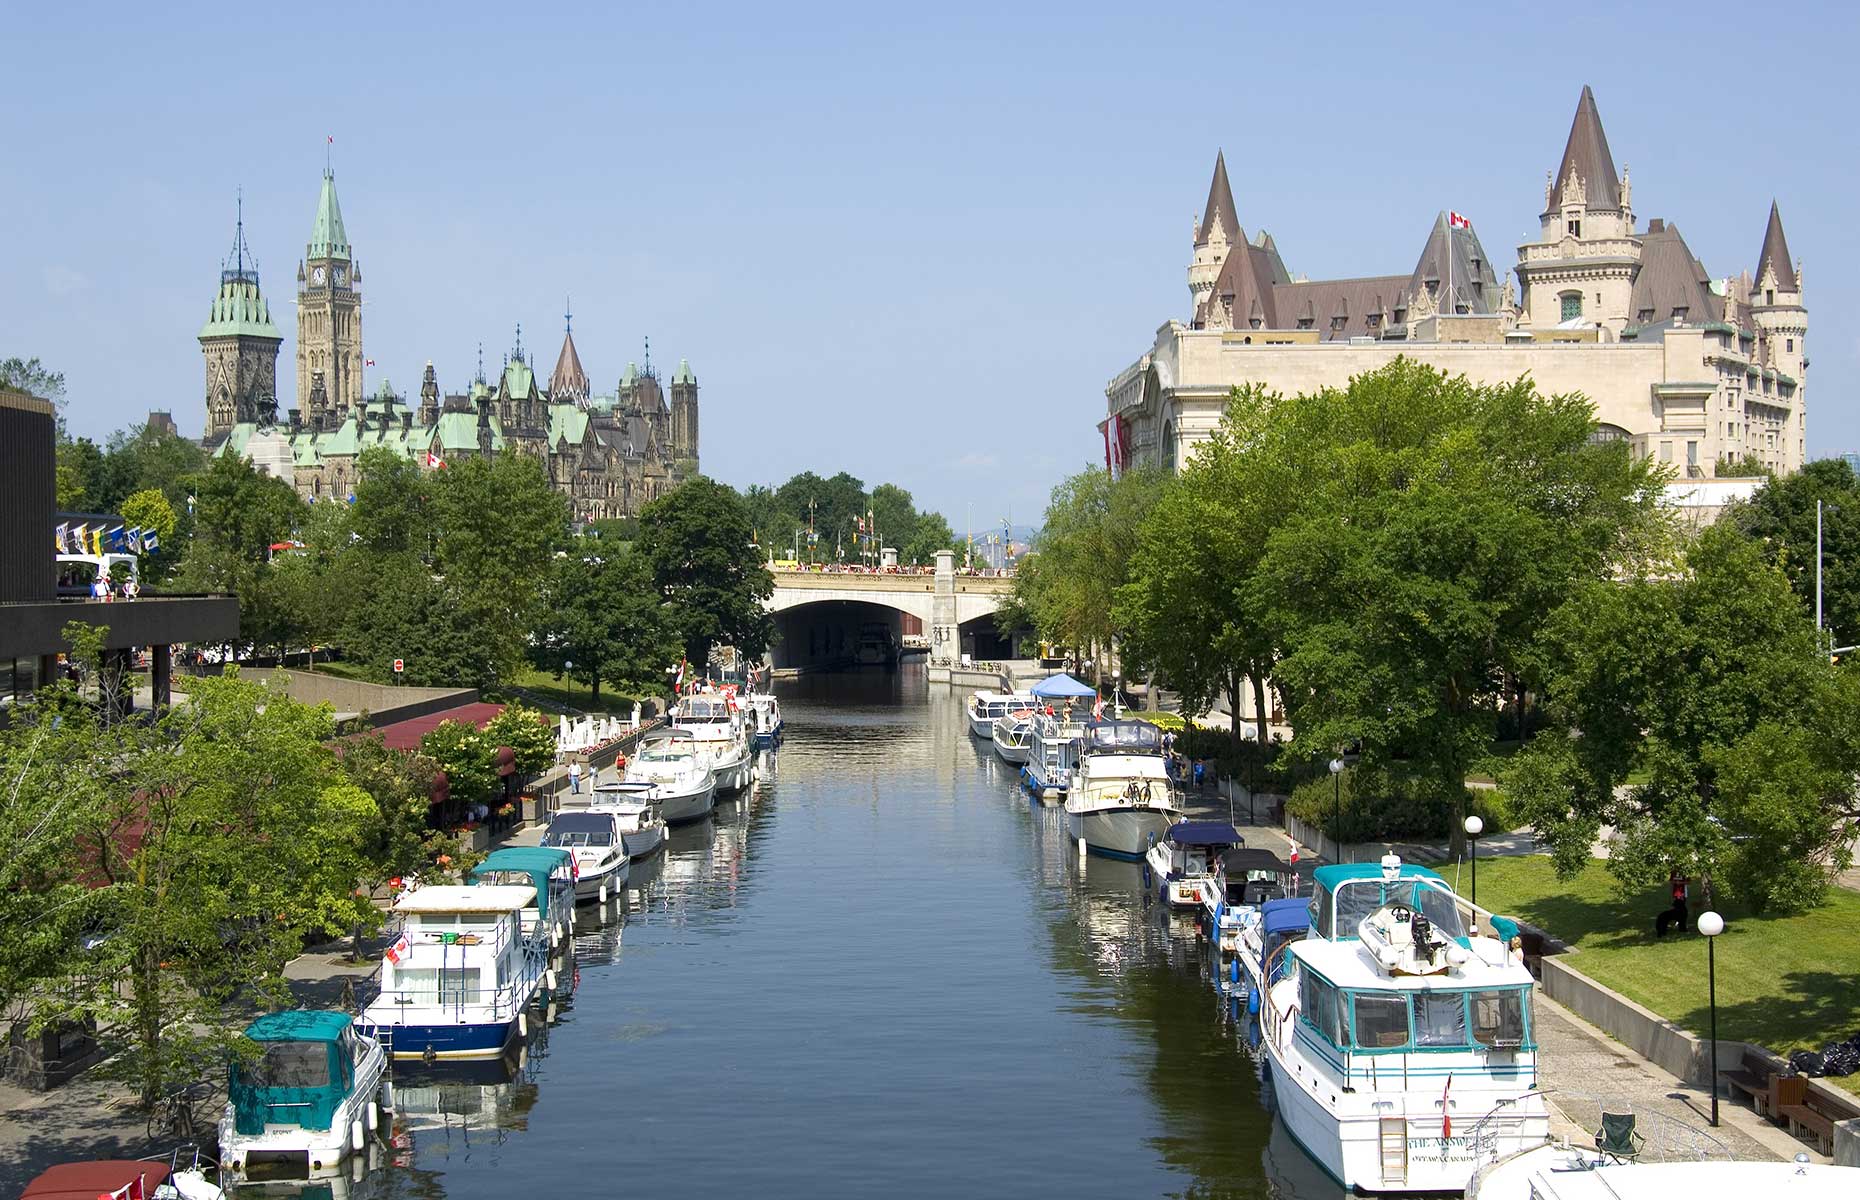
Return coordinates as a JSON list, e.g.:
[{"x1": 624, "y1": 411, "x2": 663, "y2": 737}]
[{"x1": 568, "y1": 760, "x2": 583, "y2": 795}]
